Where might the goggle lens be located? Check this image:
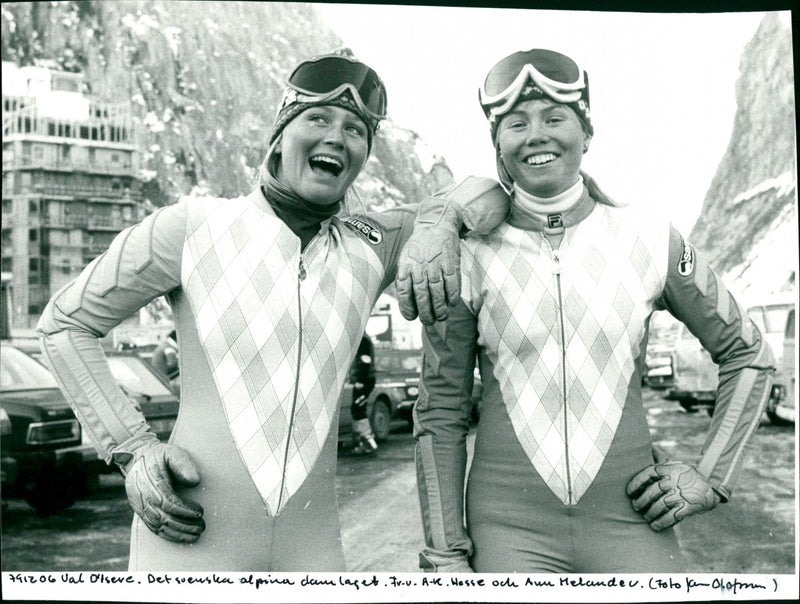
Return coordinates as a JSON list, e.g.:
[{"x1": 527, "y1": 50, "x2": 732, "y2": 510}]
[
  {"x1": 288, "y1": 56, "x2": 387, "y2": 118},
  {"x1": 483, "y1": 49, "x2": 581, "y2": 97}
]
